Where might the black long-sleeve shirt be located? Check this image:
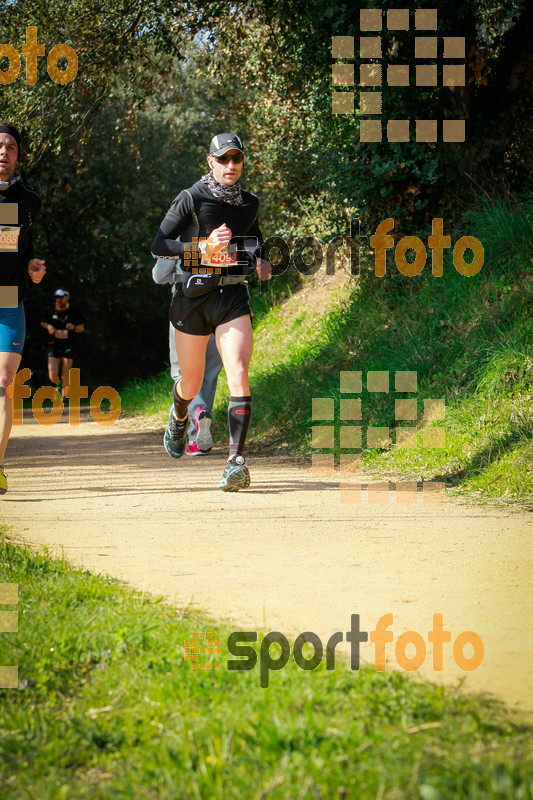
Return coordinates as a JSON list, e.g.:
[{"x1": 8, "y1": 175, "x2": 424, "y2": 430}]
[
  {"x1": 151, "y1": 180, "x2": 263, "y2": 277},
  {"x1": 0, "y1": 177, "x2": 41, "y2": 304}
]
